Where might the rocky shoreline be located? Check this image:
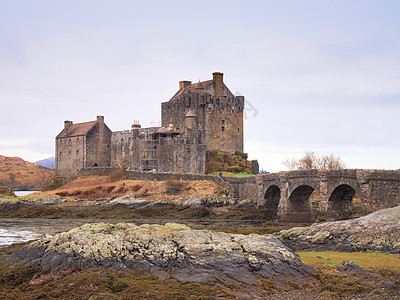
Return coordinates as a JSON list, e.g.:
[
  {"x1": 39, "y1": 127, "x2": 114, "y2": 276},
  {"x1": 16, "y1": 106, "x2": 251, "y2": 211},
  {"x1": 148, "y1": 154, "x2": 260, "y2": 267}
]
[{"x1": 1, "y1": 195, "x2": 400, "y2": 298}]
